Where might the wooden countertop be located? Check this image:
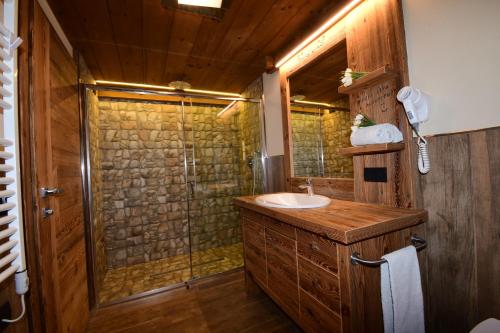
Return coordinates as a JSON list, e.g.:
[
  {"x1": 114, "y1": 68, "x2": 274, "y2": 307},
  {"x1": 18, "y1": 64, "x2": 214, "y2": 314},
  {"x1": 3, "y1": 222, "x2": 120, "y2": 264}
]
[{"x1": 234, "y1": 196, "x2": 427, "y2": 245}]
